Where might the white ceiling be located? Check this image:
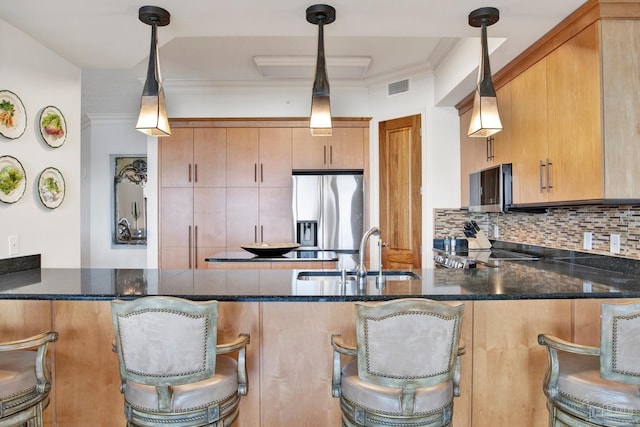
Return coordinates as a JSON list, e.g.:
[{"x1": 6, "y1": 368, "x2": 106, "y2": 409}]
[{"x1": 0, "y1": 0, "x2": 586, "y2": 111}]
